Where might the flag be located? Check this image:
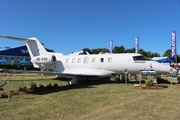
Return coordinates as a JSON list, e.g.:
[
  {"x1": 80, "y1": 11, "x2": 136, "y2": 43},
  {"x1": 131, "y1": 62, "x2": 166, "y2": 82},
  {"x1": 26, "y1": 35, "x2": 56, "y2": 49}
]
[
  {"x1": 171, "y1": 31, "x2": 176, "y2": 58},
  {"x1": 135, "y1": 37, "x2": 139, "y2": 53},
  {"x1": 110, "y1": 40, "x2": 113, "y2": 54}
]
